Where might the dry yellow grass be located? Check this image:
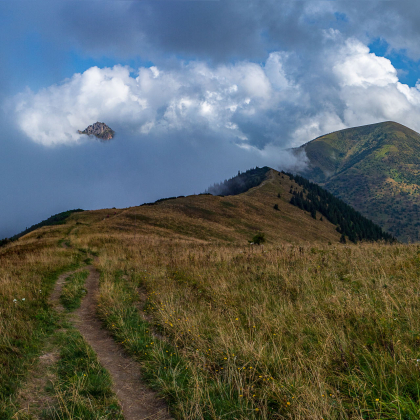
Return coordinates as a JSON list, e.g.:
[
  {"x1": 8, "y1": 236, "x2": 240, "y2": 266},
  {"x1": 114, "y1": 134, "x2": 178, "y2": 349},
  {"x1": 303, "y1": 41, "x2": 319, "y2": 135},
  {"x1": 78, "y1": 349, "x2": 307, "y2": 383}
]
[
  {"x1": 80, "y1": 231, "x2": 419, "y2": 419},
  {"x1": 3, "y1": 172, "x2": 414, "y2": 419},
  {"x1": 0, "y1": 238, "x2": 81, "y2": 416}
]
